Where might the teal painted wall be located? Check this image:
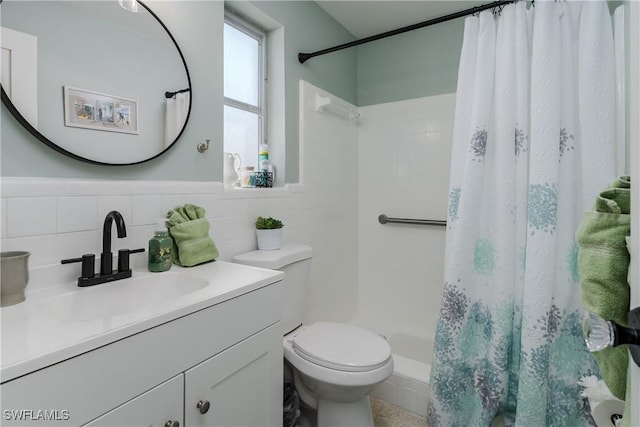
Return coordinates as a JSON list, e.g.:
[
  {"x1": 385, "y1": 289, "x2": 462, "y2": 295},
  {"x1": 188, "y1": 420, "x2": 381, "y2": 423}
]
[
  {"x1": 1, "y1": 0, "x2": 223, "y2": 181},
  {"x1": 356, "y1": 17, "x2": 464, "y2": 107},
  {"x1": 0, "y1": 0, "x2": 356, "y2": 183},
  {"x1": 357, "y1": 1, "x2": 623, "y2": 107}
]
